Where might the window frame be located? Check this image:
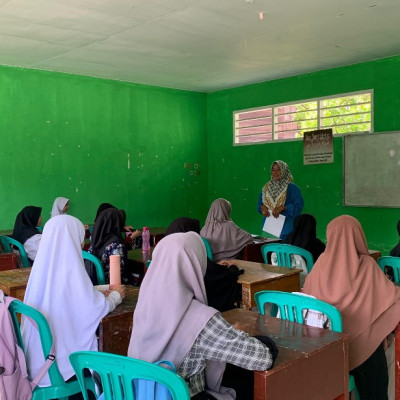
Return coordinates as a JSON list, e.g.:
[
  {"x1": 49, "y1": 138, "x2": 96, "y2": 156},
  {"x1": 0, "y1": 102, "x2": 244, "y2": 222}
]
[{"x1": 233, "y1": 89, "x2": 374, "y2": 146}]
